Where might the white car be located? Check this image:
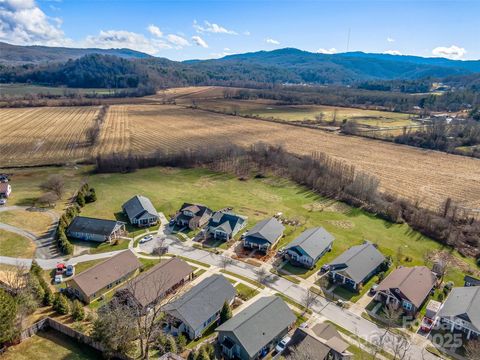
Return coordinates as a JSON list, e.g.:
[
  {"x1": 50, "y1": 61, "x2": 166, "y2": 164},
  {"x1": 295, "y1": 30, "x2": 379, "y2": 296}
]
[
  {"x1": 54, "y1": 274, "x2": 63, "y2": 284},
  {"x1": 275, "y1": 335, "x2": 291, "y2": 353},
  {"x1": 0, "y1": 199, "x2": 6, "y2": 206},
  {"x1": 139, "y1": 234, "x2": 154, "y2": 244}
]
